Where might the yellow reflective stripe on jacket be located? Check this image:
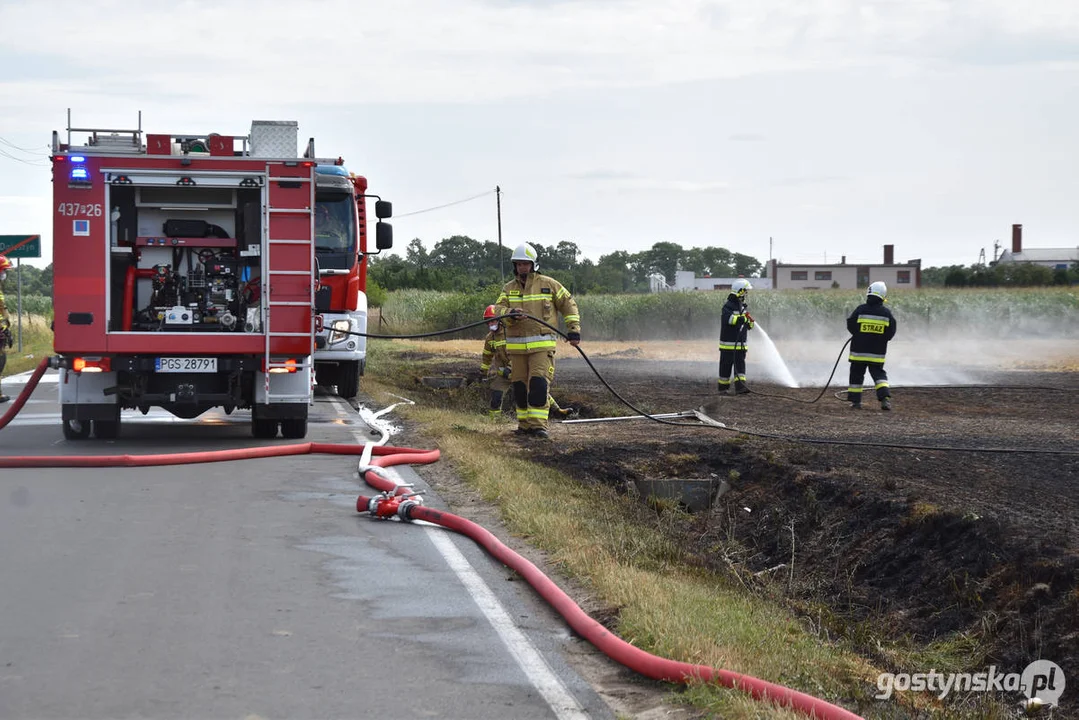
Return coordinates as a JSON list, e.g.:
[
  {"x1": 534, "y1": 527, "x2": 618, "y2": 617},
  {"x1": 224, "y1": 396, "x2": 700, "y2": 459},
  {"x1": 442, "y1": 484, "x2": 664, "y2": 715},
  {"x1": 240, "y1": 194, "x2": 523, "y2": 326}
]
[
  {"x1": 849, "y1": 352, "x2": 887, "y2": 363},
  {"x1": 505, "y1": 334, "x2": 558, "y2": 352},
  {"x1": 496, "y1": 273, "x2": 581, "y2": 337},
  {"x1": 718, "y1": 341, "x2": 746, "y2": 351},
  {"x1": 728, "y1": 313, "x2": 743, "y2": 326}
]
